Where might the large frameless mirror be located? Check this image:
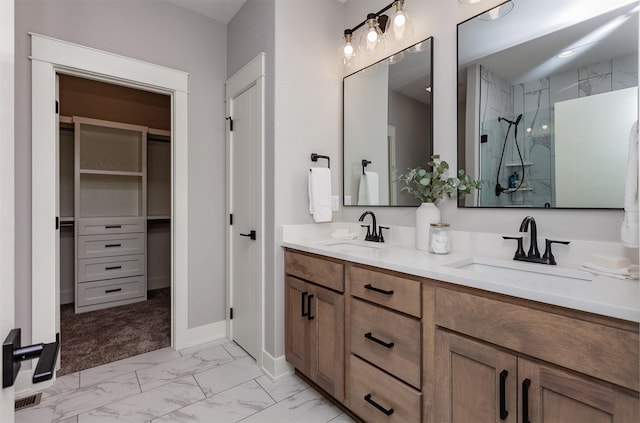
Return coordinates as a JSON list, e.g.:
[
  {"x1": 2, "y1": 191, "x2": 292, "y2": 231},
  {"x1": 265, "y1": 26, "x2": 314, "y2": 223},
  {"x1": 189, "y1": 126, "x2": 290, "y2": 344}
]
[
  {"x1": 457, "y1": 0, "x2": 638, "y2": 208},
  {"x1": 343, "y1": 37, "x2": 433, "y2": 207}
]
